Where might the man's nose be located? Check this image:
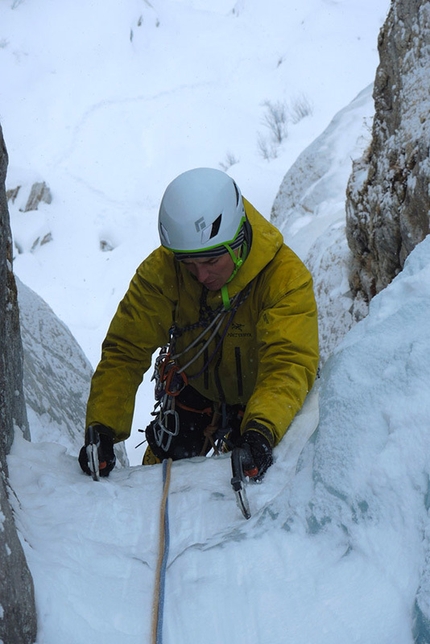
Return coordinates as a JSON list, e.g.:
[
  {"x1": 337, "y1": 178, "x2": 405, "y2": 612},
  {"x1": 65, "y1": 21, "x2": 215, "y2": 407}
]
[{"x1": 195, "y1": 265, "x2": 210, "y2": 282}]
